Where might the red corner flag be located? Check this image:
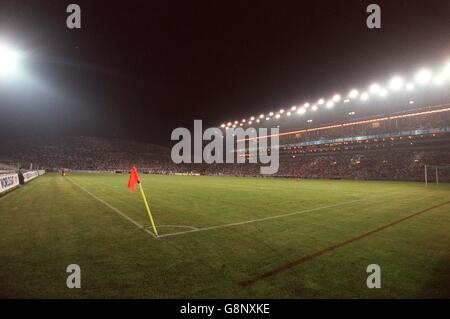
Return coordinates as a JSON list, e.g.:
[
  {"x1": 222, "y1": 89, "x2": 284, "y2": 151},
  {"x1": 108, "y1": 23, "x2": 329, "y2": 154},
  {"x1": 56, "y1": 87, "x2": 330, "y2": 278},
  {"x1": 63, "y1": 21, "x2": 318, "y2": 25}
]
[{"x1": 128, "y1": 166, "x2": 140, "y2": 192}]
